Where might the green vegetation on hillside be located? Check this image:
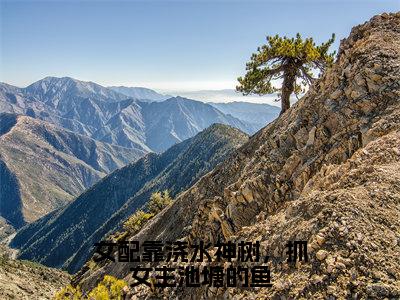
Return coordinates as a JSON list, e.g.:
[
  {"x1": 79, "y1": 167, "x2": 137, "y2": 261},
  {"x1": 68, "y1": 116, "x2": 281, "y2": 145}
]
[
  {"x1": 54, "y1": 275, "x2": 126, "y2": 300},
  {"x1": 123, "y1": 190, "x2": 173, "y2": 235}
]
